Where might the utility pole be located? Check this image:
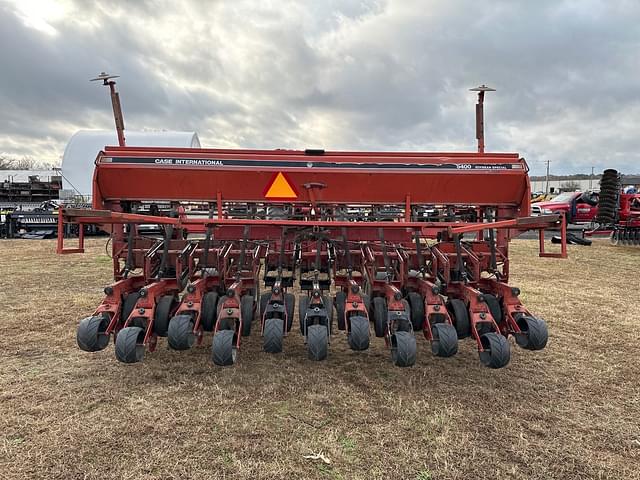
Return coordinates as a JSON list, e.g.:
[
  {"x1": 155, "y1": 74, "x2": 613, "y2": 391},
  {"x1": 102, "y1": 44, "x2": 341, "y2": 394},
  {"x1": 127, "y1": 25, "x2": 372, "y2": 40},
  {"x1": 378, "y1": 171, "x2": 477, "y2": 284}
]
[{"x1": 545, "y1": 160, "x2": 550, "y2": 195}]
